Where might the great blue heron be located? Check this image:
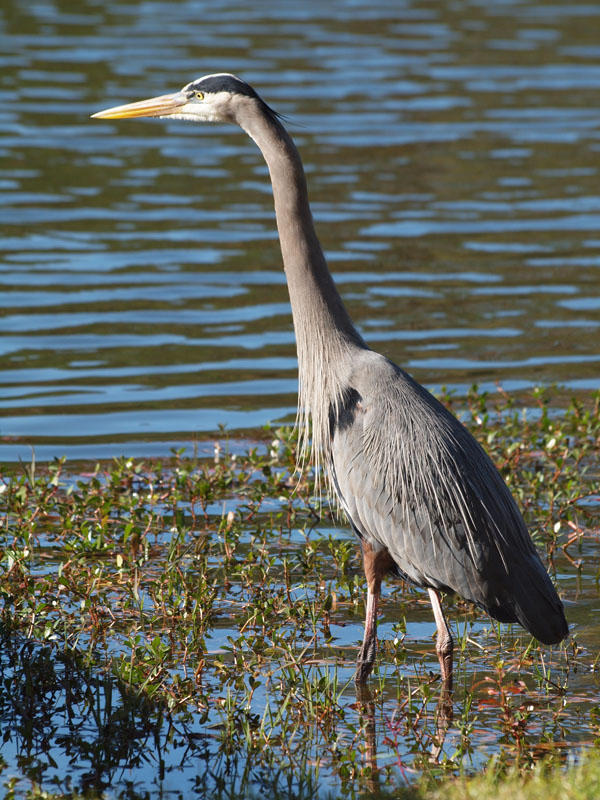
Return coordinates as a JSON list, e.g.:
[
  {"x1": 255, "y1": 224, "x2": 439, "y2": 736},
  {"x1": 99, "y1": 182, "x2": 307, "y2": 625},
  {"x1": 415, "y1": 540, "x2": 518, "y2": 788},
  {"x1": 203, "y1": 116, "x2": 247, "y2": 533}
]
[{"x1": 93, "y1": 74, "x2": 568, "y2": 686}]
